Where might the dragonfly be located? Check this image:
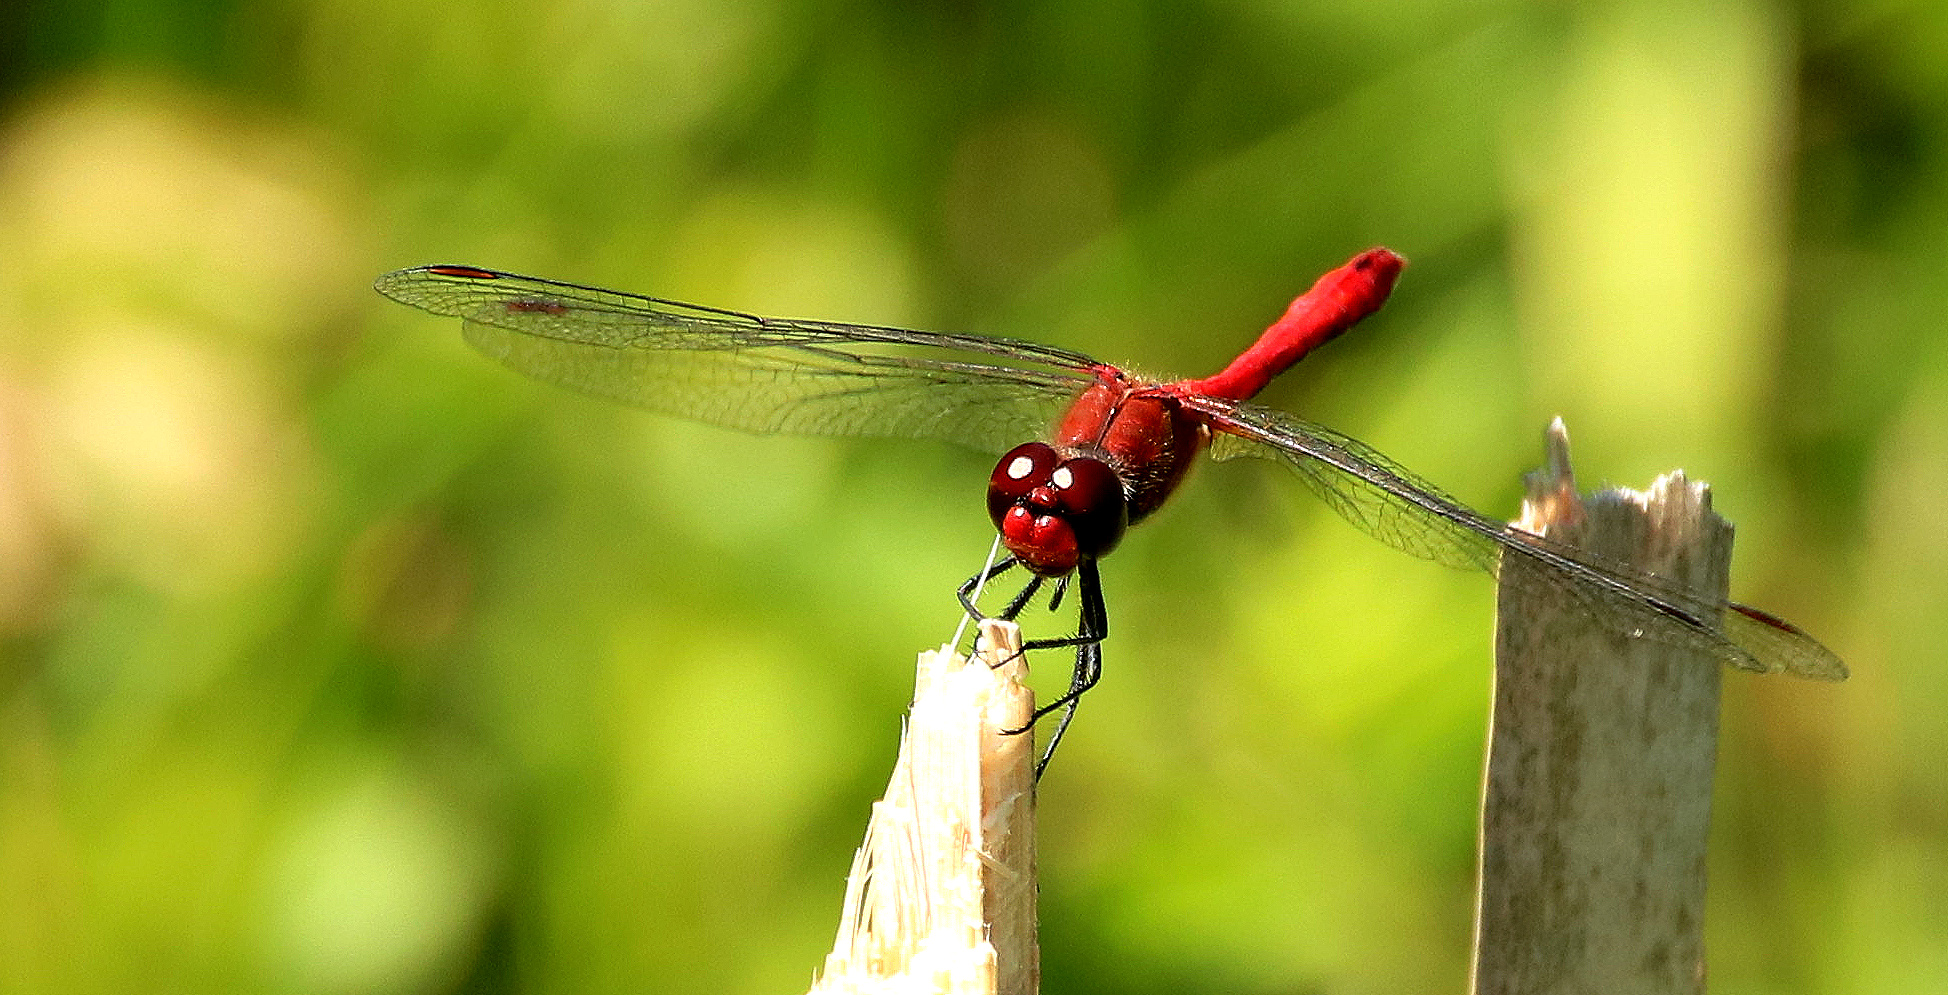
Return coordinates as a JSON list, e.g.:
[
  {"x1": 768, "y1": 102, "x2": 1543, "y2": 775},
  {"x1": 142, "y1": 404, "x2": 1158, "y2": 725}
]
[{"x1": 375, "y1": 248, "x2": 1847, "y2": 775}]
